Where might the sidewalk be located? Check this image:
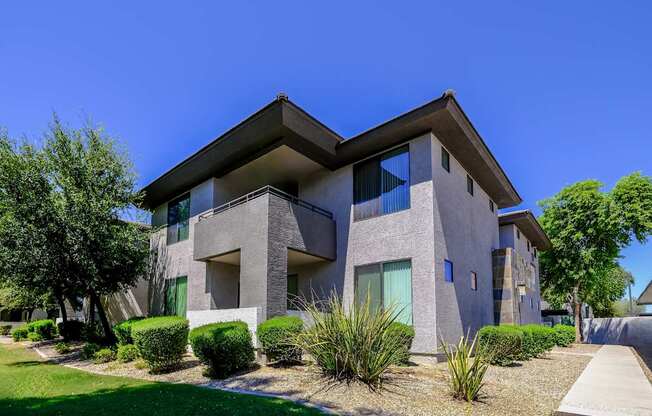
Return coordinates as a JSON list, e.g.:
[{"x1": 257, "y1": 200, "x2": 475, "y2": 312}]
[{"x1": 557, "y1": 345, "x2": 652, "y2": 416}]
